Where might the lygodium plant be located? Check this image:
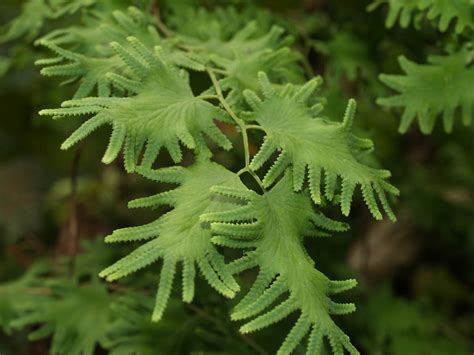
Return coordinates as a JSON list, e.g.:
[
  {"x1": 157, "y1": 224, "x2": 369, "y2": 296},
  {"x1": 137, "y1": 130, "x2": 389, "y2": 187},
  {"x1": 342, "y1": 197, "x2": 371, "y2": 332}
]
[
  {"x1": 1, "y1": 1, "x2": 408, "y2": 354},
  {"x1": 373, "y1": 0, "x2": 474, "y2": 133}
]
